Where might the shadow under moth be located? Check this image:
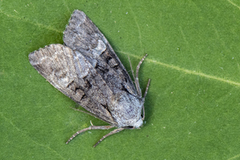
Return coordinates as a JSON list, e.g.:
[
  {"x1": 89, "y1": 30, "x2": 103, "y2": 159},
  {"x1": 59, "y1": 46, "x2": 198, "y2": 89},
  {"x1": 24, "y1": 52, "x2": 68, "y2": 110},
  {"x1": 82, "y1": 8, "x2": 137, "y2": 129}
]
[{"x1": 29, "y1": 10, "x2": 150, "y2": 147}]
